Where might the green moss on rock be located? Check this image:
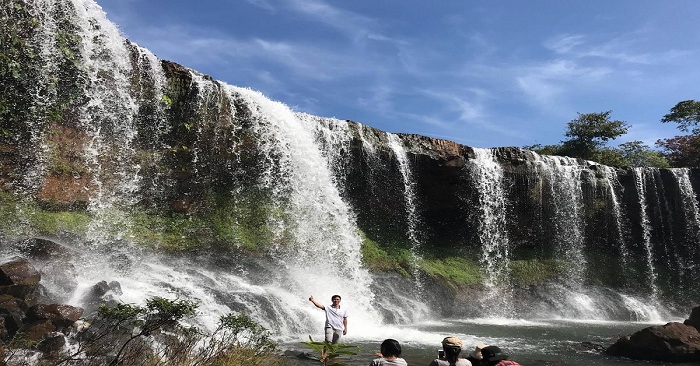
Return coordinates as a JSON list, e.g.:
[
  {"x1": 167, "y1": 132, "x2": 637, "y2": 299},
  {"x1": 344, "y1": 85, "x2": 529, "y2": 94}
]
[
  {"x1": 509, "y1": 258, "x2": 567, "y2": 286},
  {"x1": 418, "y1": 256, "x2": 483, "y2": 287}
]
